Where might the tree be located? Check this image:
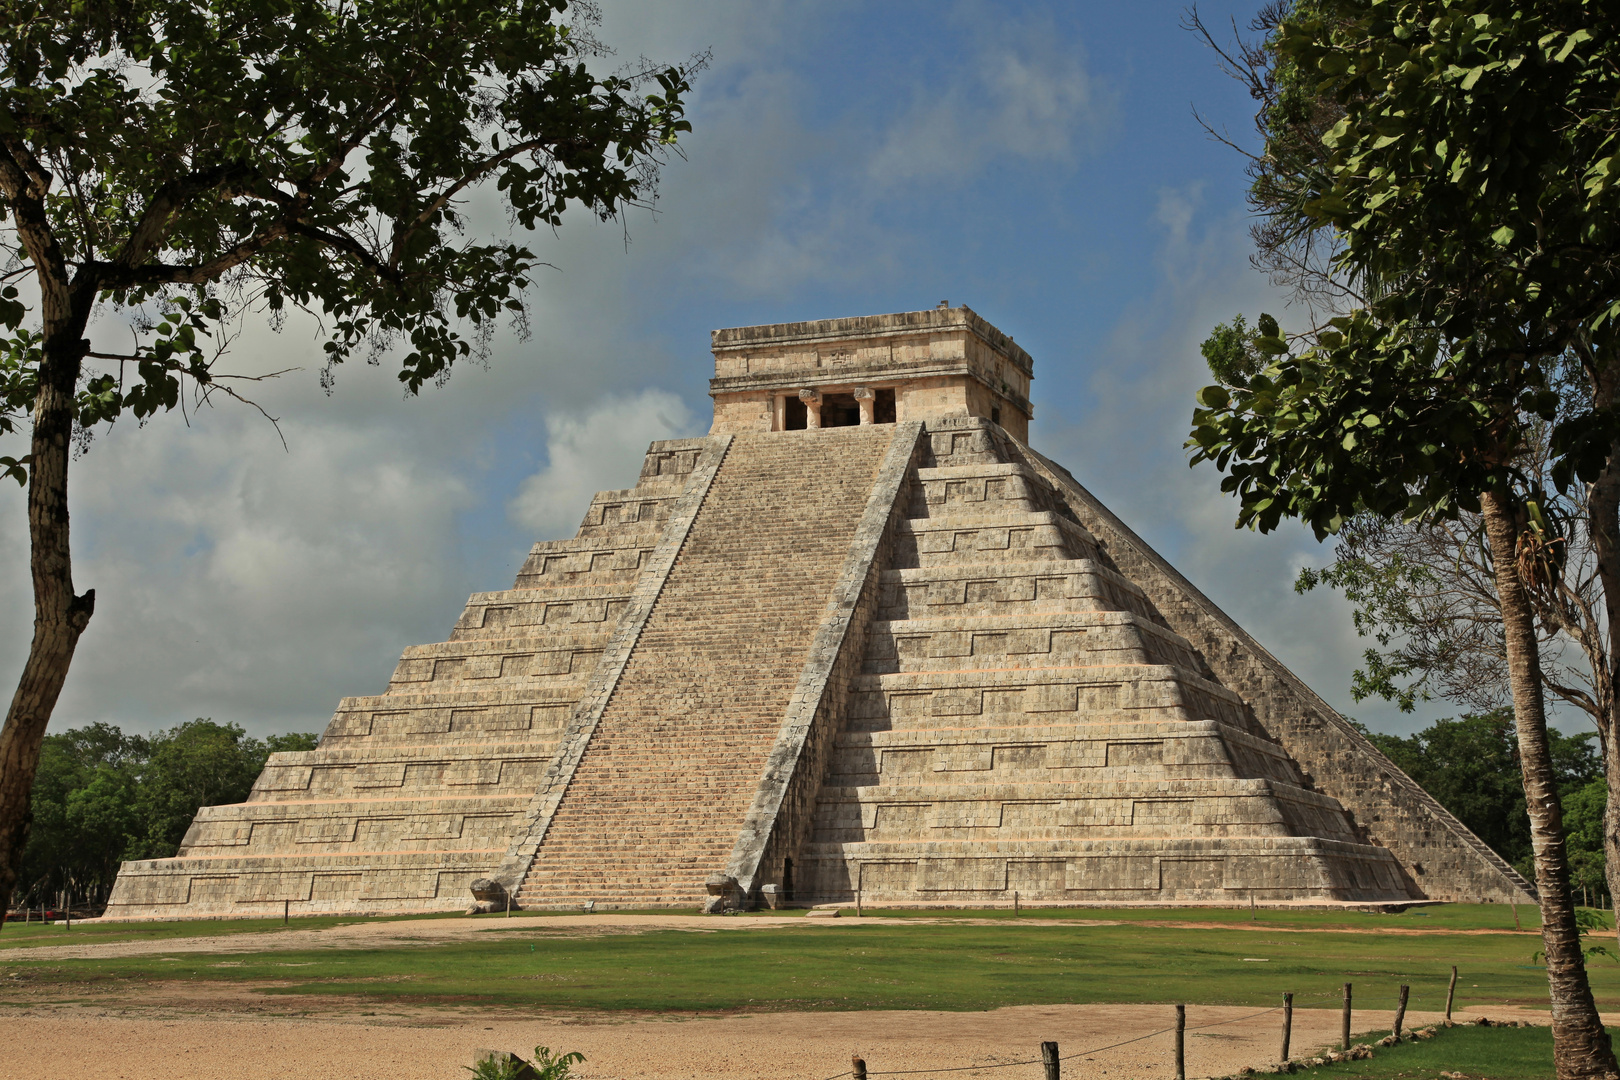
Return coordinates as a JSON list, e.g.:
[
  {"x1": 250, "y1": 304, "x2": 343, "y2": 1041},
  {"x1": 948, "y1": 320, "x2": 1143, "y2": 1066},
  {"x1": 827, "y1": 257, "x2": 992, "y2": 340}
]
[
  {"x1": 130, "y1": 718, "x2": 280, "y2": 859},
  {"x1": 1362, "y1": 710, "x2": 1602, "y2": 879},
  {"x1": 13, "y1": 719, "x2": 318, "y2": 908},
  {"x1": 1564, "y1": 777, "x2": 1609, "y2": 904},
  {"x1": 15, "y1": 720, "x2": 144, "y2": 907},
  {"x1": 1198, "y1": 0, "x2": 1620, "y2": 946},
  {"x1": 0, "y1": 0, "x2": 700, "y2": 921},
  {"x1": 1186, "y1": 2, "x2": 1620, "y2": 1075}
]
